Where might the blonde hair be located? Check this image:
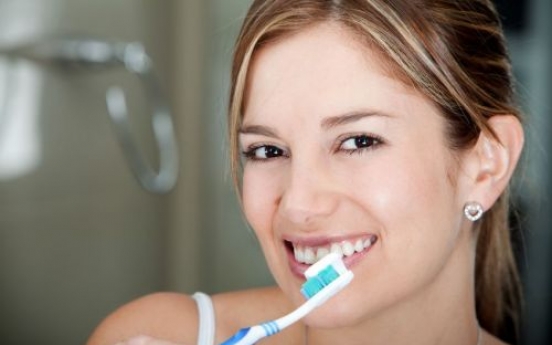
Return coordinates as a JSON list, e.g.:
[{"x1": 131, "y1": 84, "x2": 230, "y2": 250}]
[{"x1": 228, "y1": 0, "x2": 522, "y2": 339}]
